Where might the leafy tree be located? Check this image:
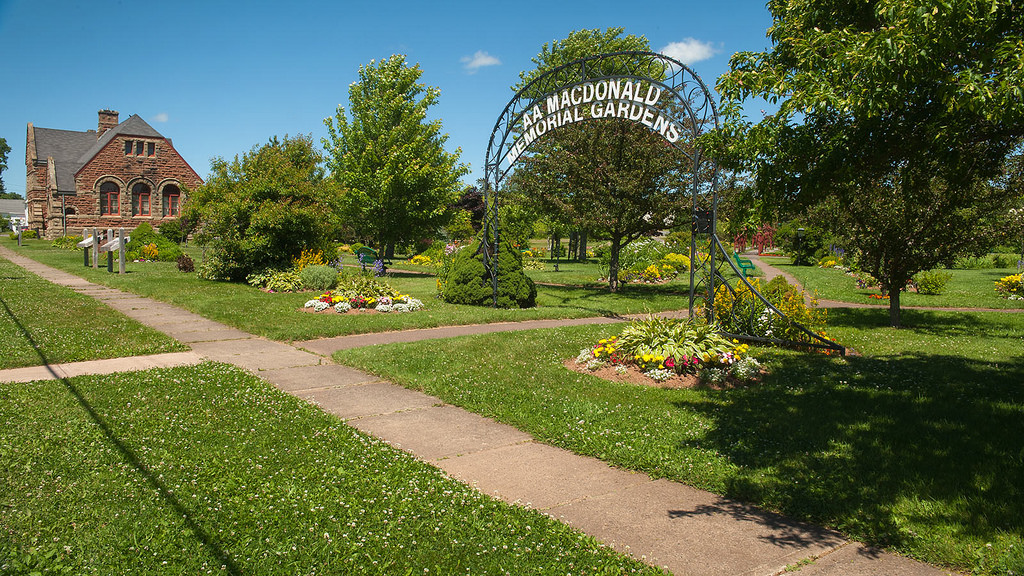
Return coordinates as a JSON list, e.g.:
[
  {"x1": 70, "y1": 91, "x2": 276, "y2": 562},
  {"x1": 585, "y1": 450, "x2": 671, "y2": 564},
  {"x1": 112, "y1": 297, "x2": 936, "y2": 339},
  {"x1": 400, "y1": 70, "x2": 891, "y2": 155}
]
[
  {"x1": 324, "y1": 55, "x2": 468, "y2": 258},
  {"x1": 717, "y1": 0, "x2": 1024, "y2": 327},
  {"x1": 510, "y1": 28, "x2": 691, "y2": 291},
  {"x1": 181, "y1": 134, "x2": 341, "y2": 281},
  {"x1": 452, "y1": 181, "x2": 487, "y2": 231},
  {"x1": 0, "y1": 137, "x2": 12, "y2": 197}
]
